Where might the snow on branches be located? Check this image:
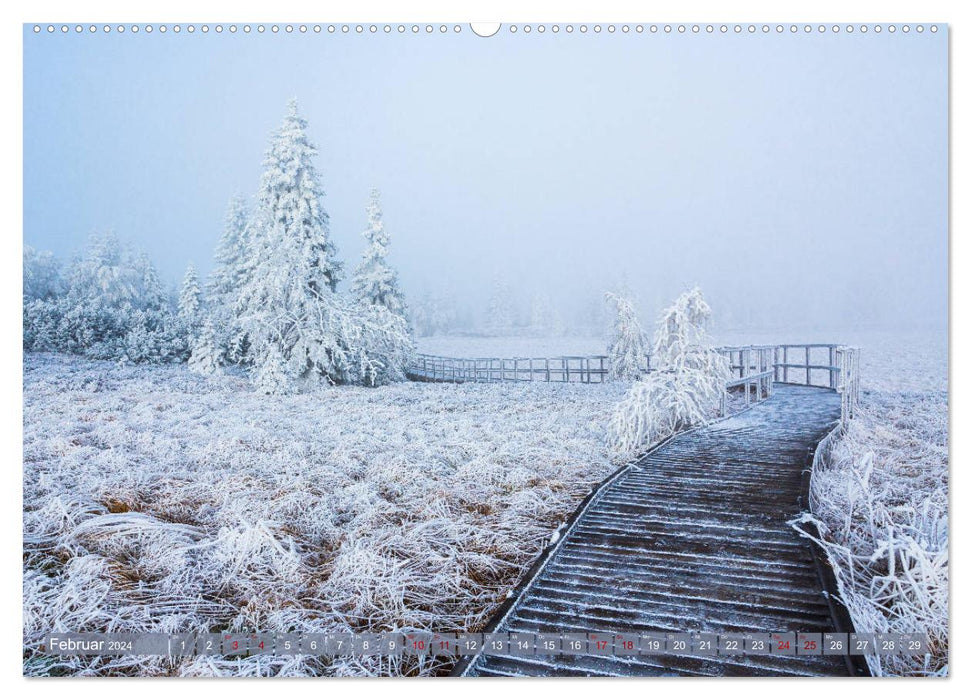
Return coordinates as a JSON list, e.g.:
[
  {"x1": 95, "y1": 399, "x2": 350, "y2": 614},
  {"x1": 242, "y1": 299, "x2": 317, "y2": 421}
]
[
  {"x1": 23, "y1": 101, "x2": 414, "y2": 387},
  {"x1": 178, "y1": 263, "x2": 202, "y2": 327},
  {"x1": 350, "y1": 188, "x2": 407, "y2": 317},
  {"x1": 23, "y1": 233, "x2": 187, "y2": 363},
  {"x1": 236, "y1": 101, "x2": 412, "y2": 391},
  {"x1": 605, "y1": 292, "x2": 648, "y2": 380},
  {"x1": 607, "y1": 288, "x2": 730, "y2": 462},
  {"x1": 189, "y1": 317, "x2": 225, "y2": 376}
]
